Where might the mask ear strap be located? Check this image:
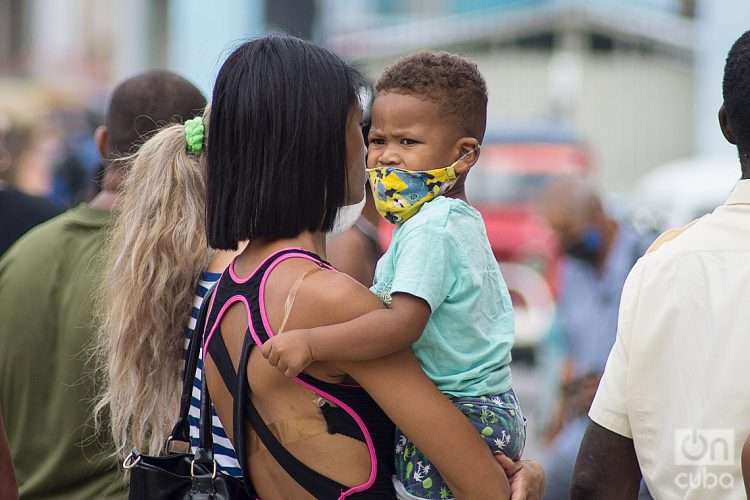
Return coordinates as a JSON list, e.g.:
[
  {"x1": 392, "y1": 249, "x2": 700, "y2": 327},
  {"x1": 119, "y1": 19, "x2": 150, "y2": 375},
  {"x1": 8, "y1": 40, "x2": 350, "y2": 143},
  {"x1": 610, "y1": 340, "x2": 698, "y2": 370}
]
[{"x1": 453, "y1": 144, "x2": 481, "y2": 169}]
